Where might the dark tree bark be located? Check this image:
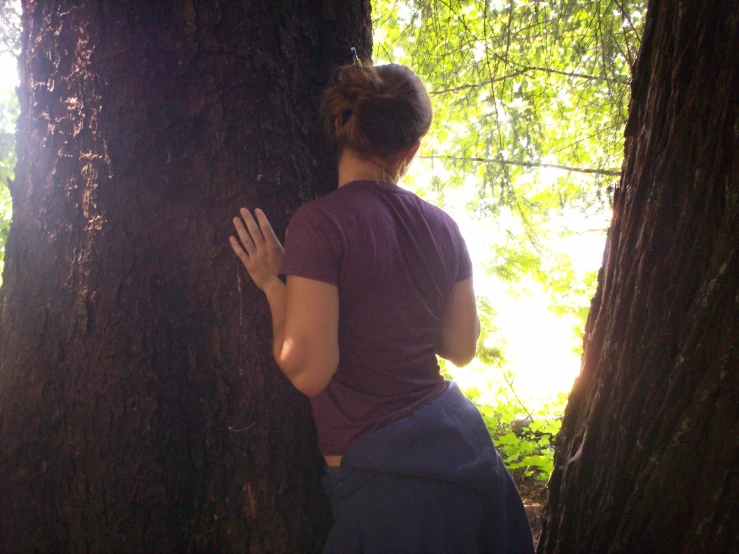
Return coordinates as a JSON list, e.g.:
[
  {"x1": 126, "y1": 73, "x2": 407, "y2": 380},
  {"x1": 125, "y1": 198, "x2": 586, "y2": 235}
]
[
  {"x1": 538, "y1": 1, "x2": 738, "y2": 552},
  {"x1": 0, "y1": 1, "x2": 370, "y2": 551}
]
